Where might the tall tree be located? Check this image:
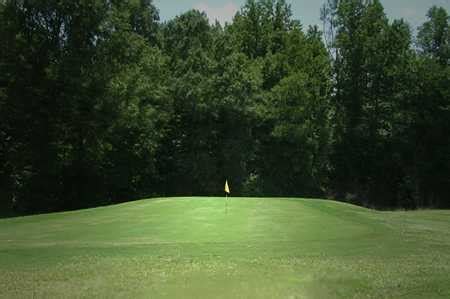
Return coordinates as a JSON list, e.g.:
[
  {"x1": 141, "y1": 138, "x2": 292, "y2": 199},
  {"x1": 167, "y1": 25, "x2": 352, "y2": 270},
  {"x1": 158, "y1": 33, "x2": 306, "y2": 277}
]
[
  {"x1": 0, "y1": 0, "x2": 169, "y2": 212},
  {"x1": 327, "y1": 0, "x2": 415, "y2": 207},
  {"x1": 254, "y1": 26, "x2": 332, "y2": 196},
  {"x1": 412, "y1": 6, "x2": 450, "y2": 207},
  {"x1": 158, "y1": 10, "x2": 217, "y2": 195},
  {"x1": 230, "y1": 0, "x2": 295, "y2": 58},
  {"x1": 417, "y1": 6, "x2": 450, "y2": 65}
]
